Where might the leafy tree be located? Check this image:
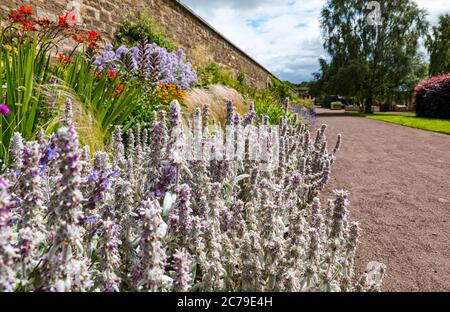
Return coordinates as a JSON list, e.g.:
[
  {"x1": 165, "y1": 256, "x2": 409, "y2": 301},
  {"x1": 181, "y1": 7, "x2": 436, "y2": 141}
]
[
  {"x1": 426, "y1": 14, "x2": 450, "y2": 76},
  {"x1": 318, "y1": 0, "x2": 428, "y2": 112}
]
